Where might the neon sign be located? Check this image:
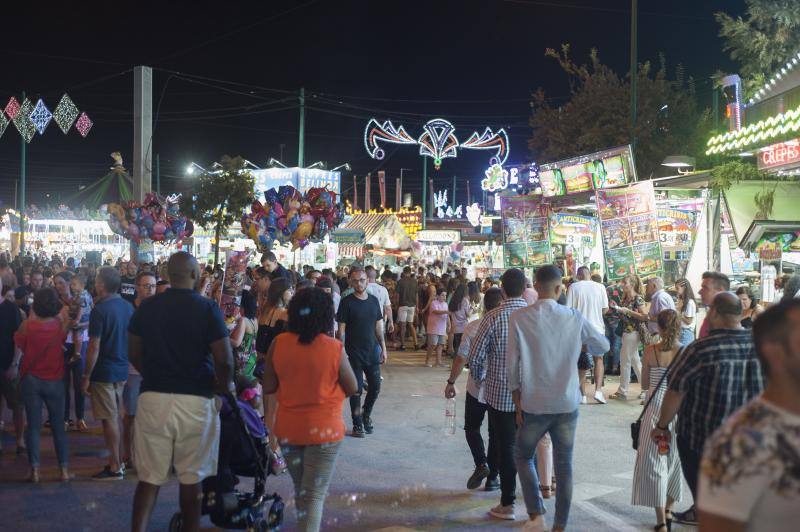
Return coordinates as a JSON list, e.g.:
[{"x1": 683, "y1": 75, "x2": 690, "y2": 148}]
[{"x1": 757, "y1": 138, "x2": 800, "y2": 171}]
